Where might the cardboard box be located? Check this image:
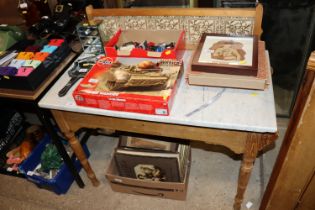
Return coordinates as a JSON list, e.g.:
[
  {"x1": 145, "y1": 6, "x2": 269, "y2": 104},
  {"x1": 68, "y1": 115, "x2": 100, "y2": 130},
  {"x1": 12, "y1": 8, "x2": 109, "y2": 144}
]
[
  {"x1": 73, "y1": 57, "x2": 183, "y2": 115},
  {"x1": 105, "y1": 153, "x2": 190, "y2": 200},
  {"x1": 188, "y1": 71, "x2": 267, "y2": 90},
  {"x1": 105, "y1": 29, "x2": 185, "y2": 59}
]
